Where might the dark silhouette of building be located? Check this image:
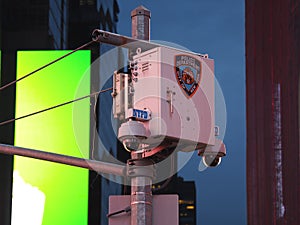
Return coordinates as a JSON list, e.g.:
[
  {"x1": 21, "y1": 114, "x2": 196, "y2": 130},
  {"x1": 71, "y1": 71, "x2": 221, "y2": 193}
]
[
  {"x1": 153, "y1": 176, "x2": 197, "y2": 225},
  {"x1": 0, "y1": 1, "x2": 119, "y2": 225},
  {"x1": 177, "y1": 177, "x2": 197, "y2": 225},
  {"x1": 246, "y1": 0, "x2": 300, "y2": 224}
]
